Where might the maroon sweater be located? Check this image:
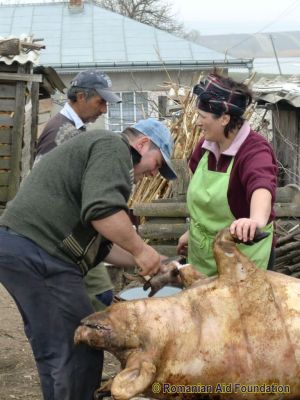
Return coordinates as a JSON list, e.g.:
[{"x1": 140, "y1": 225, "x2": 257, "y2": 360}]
[{"x1": 189, "y1": 130, "x2": 278, "y2": 223}]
